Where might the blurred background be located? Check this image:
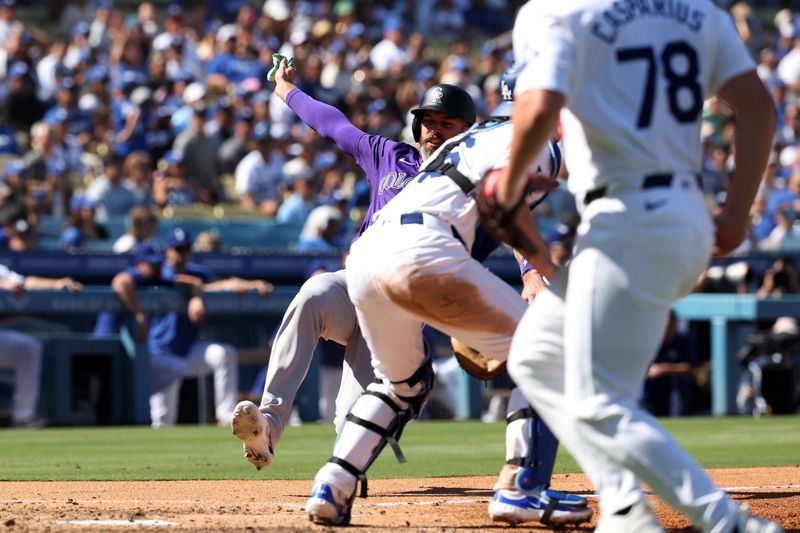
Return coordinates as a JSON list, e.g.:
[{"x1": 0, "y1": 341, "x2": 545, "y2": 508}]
[{"x1": 0, "y1": 0, "x2": 799, "y2": 428}]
